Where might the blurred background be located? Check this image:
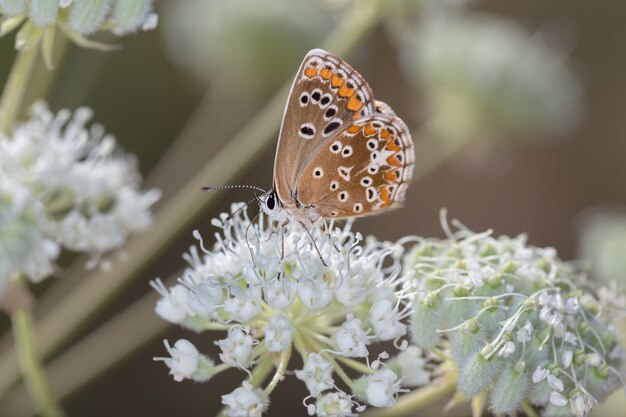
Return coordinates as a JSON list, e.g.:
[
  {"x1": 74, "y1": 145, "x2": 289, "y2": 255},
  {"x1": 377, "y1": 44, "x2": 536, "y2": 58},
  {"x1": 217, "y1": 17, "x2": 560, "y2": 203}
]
[{"x1": 0, "y1": 0, "x2": 624, "y2": 416}]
